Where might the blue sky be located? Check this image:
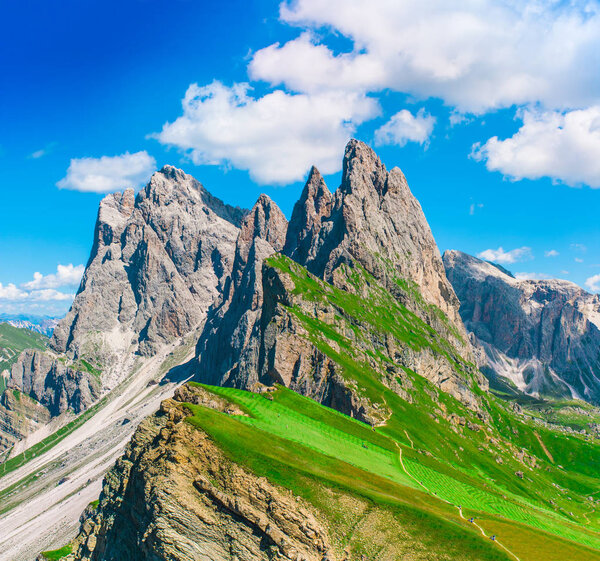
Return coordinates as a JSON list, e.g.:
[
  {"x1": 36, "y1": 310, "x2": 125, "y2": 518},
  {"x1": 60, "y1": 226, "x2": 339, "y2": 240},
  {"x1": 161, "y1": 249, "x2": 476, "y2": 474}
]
[{"x1": 1, "y1": 0, "x2": 599, "y2": 316}]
